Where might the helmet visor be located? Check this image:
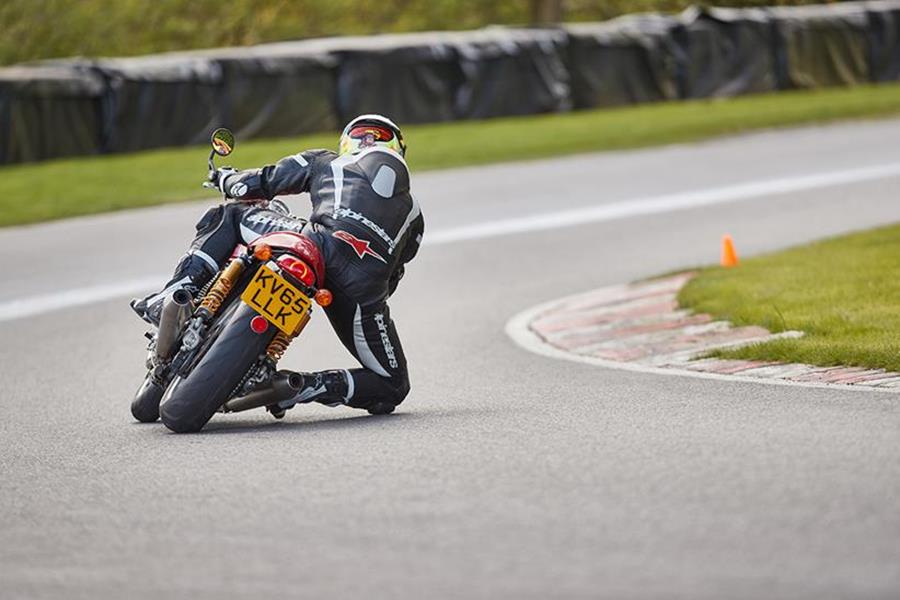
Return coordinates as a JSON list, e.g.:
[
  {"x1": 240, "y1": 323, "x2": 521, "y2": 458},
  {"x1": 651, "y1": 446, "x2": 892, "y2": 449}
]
[{"x1": 348, "y1": 125, "x2": 395, "y2": 142}]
